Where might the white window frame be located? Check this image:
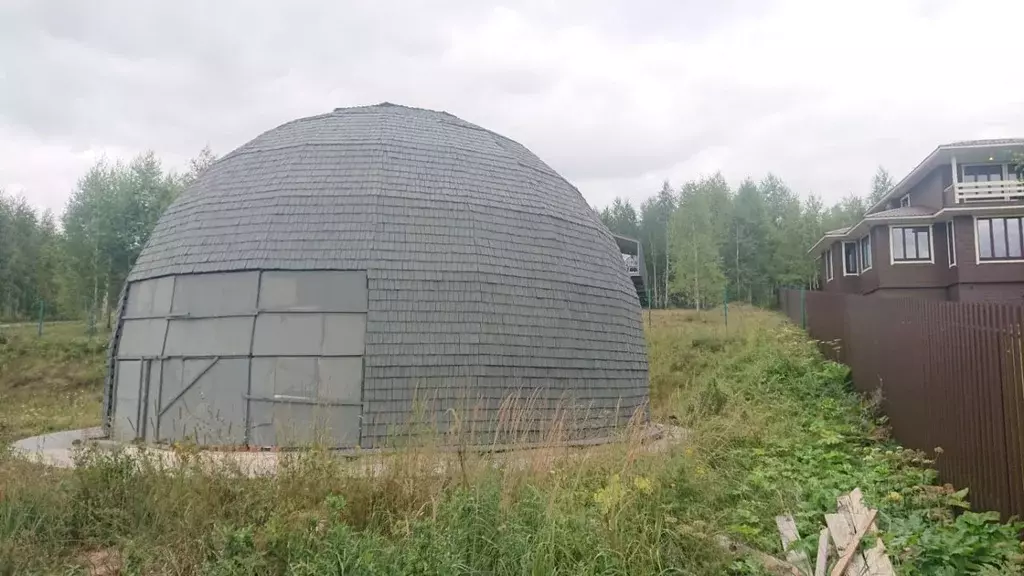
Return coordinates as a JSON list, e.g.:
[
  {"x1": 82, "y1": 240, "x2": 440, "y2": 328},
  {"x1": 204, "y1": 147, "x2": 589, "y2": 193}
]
[
  {"x1": 842, "y1": 241, "x2": 859, "y2": 276},
  {"x1": 825, "y1": 248, "x2": 834, "y2": 282},
  {"x1": 973, "y1": 215, "x2": 1024, "y2": 264},
  {"x1": 889, "y1": 224, "x2": 934, "y2": 265},
  {"x1": 899, "y1": 194, "x2": 911, "y2": 208},
  {"x1": 859, "y1": 234, "x2": 872, "y2": 272},
  {"x1": 946, "y1": 220, "x2": 957, "y2": 268}
]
